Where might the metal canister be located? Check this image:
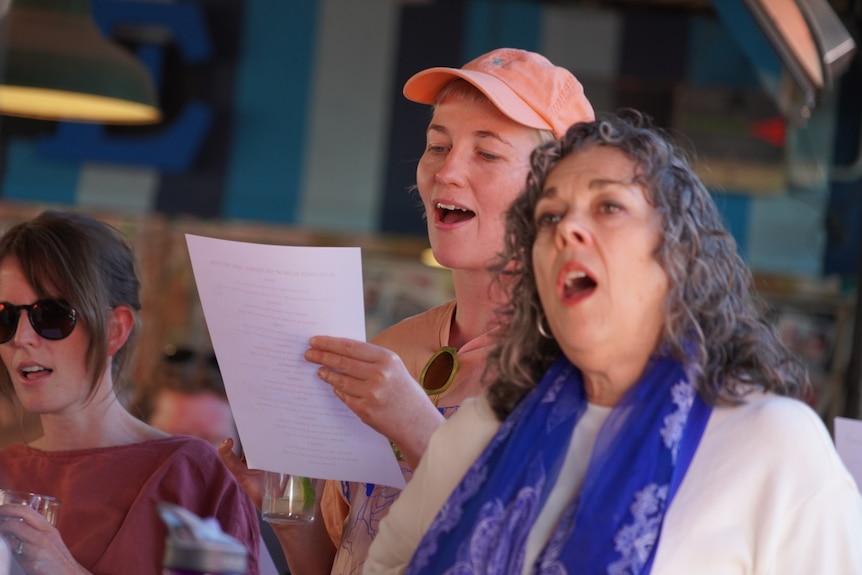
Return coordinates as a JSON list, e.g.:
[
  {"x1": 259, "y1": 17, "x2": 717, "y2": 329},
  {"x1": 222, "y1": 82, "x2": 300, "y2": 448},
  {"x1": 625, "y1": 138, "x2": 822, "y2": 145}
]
[{"x1": 158, "y1": 502, "x2": 248, "y2": 575}]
